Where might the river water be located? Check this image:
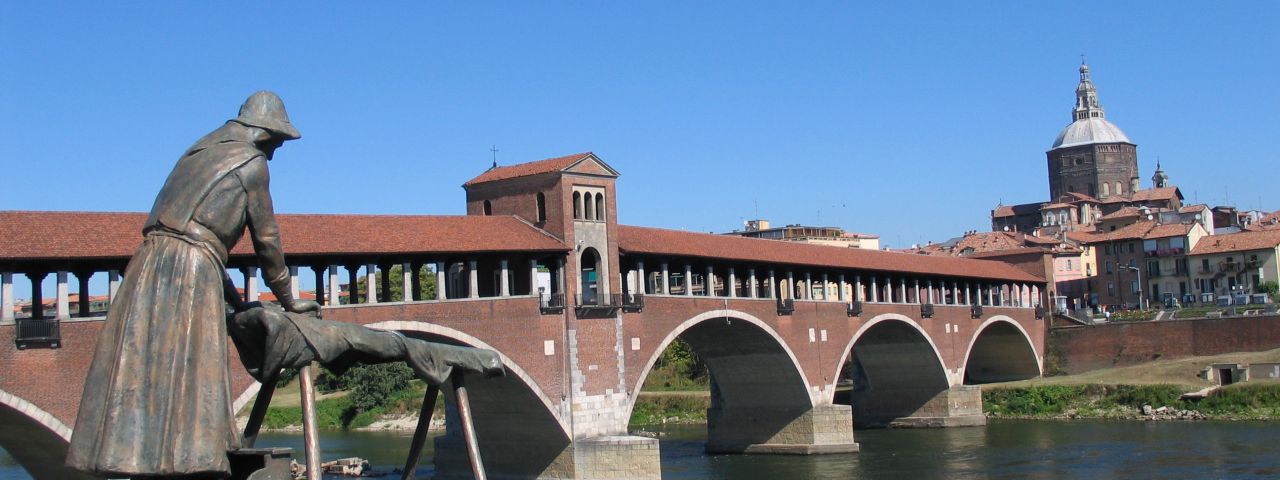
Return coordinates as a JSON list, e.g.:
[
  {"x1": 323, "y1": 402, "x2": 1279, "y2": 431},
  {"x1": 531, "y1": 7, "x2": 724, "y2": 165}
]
[{"x1": 4, "y1": 420, "x2": 1280, "y2": 479}]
